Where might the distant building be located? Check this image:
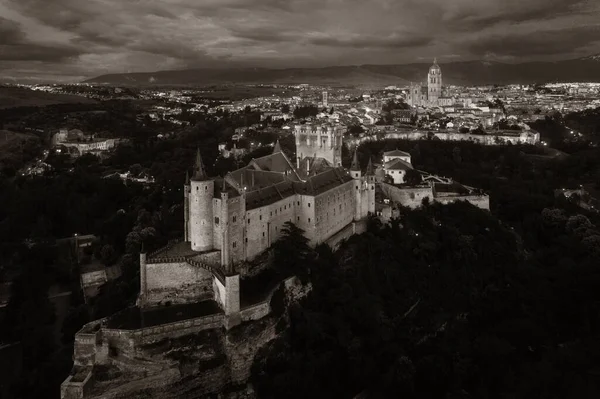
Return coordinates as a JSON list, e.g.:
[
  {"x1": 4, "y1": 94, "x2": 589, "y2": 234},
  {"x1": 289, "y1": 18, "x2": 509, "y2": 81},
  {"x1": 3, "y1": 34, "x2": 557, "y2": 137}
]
[
  {"x1": 382, "y1": 150, "x2": 414, "y2": 184},
  {"x1": 407, "y1": 59, "x2": 443, "y2": 108},
  {"x1": 52, "y1": 128, "x2": 117, "y2": 157},
  {"x1": 322, "y1": 91, "x2": 328, "y2": 108}
]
